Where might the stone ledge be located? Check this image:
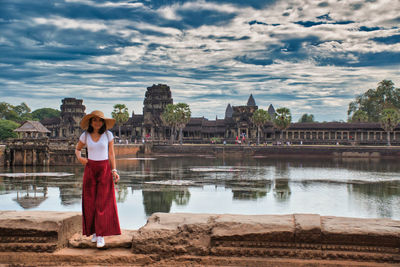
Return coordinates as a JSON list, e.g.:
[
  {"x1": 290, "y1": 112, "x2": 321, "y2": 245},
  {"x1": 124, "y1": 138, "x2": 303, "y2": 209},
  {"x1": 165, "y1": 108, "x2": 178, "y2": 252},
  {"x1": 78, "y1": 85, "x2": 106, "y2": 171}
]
[
  {"x1": 132, "y1": 213, "x2": 400, "y2": 263},
  {"x1": 0, "y1": 210, "x2": 81, "y2": 252},
  {"x1": 1, "y1": 211, "x2": 400, "y2": 266}
]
